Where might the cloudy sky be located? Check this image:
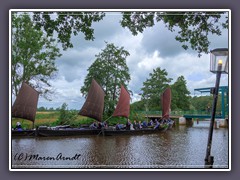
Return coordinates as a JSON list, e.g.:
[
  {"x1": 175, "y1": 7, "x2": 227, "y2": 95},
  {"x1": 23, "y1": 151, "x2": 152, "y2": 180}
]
[{"x1": 35, "y1": 11, "x2": 229, "y2": 110}]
